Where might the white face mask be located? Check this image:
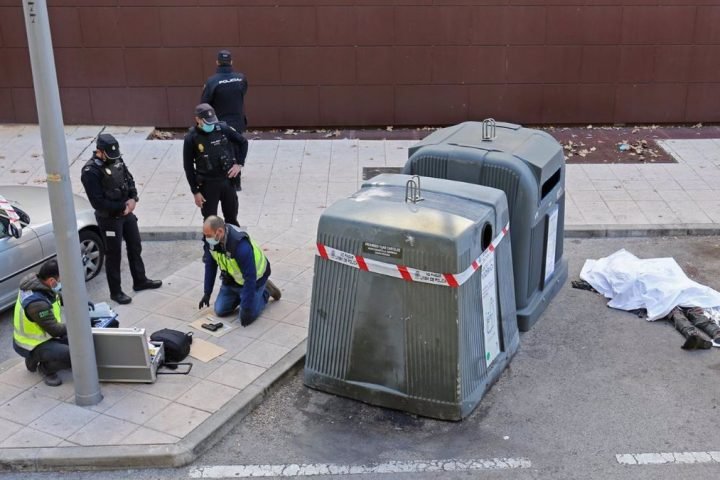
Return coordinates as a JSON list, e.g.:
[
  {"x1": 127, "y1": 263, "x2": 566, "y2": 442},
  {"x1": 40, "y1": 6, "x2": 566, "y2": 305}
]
[
  {"x1": 52, "y1": 281, "x2": 62, "y2": 293},
  {"x1": 205, "y1": 230, "x2": 223, "y2": 247}
]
